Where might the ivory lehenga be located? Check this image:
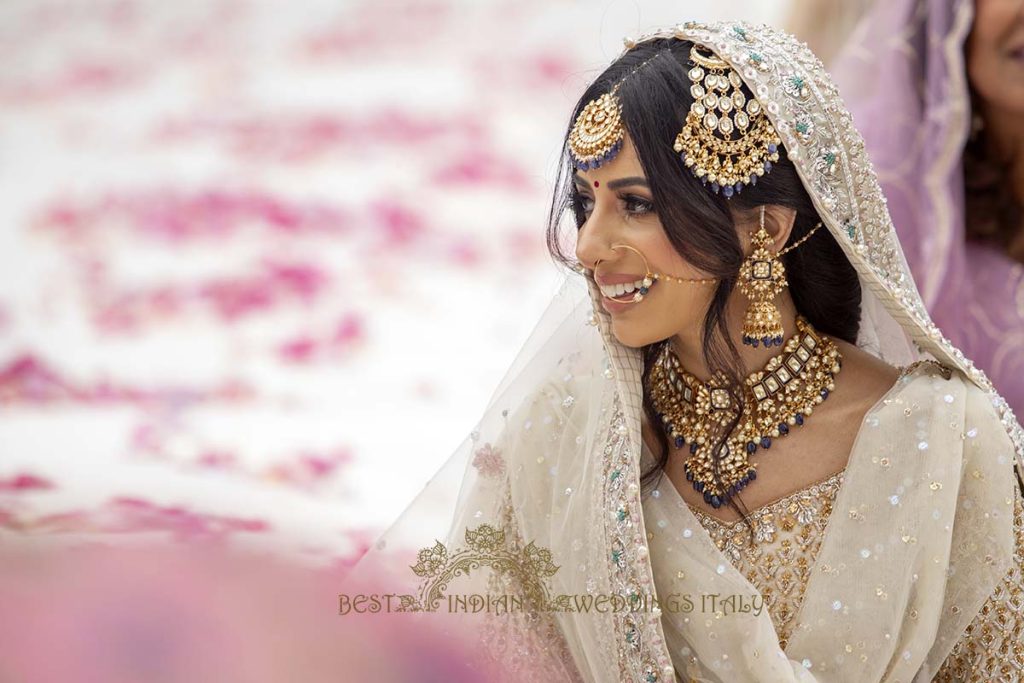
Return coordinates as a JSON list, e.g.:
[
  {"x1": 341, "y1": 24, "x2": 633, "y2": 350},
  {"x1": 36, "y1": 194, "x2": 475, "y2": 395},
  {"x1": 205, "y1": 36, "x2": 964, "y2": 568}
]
[{"x1": 340, "y1": 21, "x2": 1024, "y2": 682}]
